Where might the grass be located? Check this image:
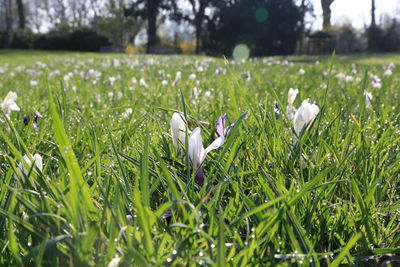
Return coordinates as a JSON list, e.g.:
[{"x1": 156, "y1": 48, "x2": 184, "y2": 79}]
[{"x1": 0, "y1": 50, "x2": 399, "y2": 266}]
